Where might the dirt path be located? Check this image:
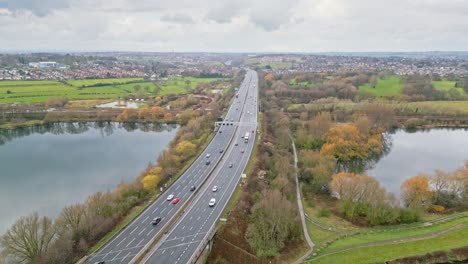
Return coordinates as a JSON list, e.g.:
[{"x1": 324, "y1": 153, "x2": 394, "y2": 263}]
[{"x1": 291, "y1": 140, "x2": 315, "y2": 264}]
